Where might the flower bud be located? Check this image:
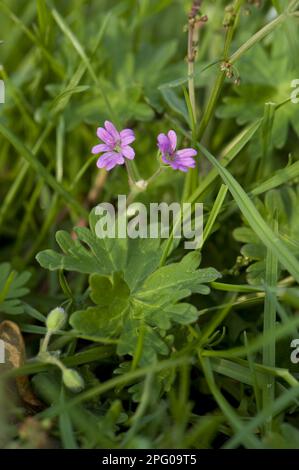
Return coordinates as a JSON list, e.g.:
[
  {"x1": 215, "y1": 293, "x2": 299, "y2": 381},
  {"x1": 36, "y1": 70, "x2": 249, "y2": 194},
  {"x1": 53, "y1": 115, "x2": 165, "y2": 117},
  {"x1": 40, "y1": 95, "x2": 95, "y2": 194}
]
[
  {"x1": 62, "y1": 368, "x2": 85, "y2": 393},
  {"x1": 46, "y1": 307, "x2": 67, "y2": 332},
  {"x1": 135, "y1": 179, "x2": 148, "y2": 191}
]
